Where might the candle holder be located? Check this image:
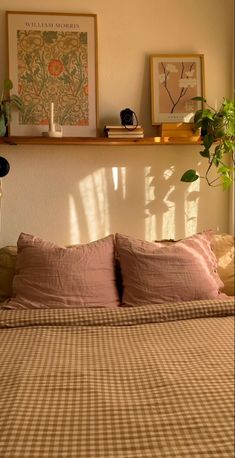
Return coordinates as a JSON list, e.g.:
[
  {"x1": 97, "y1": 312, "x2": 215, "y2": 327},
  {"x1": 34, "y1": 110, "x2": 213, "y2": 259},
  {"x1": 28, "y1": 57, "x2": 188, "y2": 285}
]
[{"x1": 42, "y1": 102, "x2": 63, "y2": 138}]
